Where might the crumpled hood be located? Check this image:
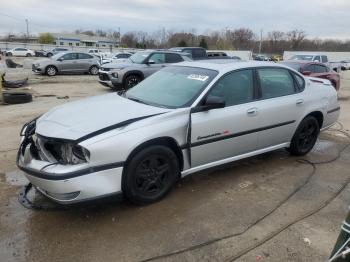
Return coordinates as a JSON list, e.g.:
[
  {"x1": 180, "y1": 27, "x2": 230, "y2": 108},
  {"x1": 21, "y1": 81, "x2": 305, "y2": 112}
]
[{"x1": 36, "y1": 93, "x2": 169, "y2": 141}]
